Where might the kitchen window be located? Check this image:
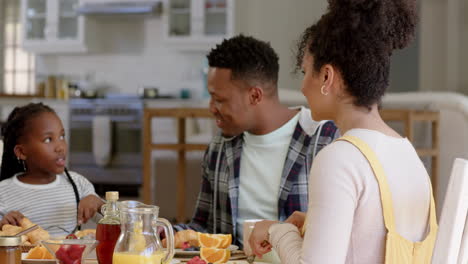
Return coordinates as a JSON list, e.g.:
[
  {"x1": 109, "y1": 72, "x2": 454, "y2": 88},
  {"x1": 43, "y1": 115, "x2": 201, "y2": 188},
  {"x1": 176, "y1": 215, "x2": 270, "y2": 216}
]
[{"x1": 1, "y1": 0, "x2": 35, "y2": 95}]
